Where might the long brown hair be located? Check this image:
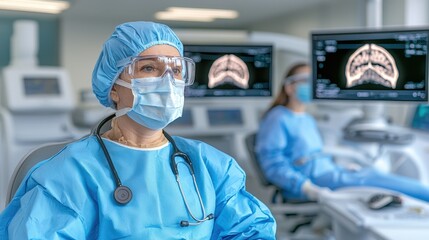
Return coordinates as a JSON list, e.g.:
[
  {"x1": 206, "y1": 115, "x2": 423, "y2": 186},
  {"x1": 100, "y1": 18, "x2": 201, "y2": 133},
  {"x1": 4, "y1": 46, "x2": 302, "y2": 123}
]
[{"x1": 265, "y1": 62, "x2": 309, "y2": 114}]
